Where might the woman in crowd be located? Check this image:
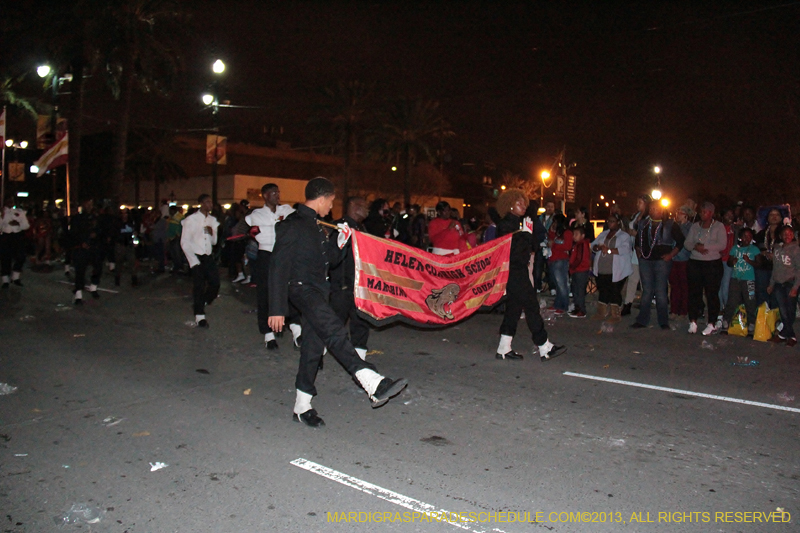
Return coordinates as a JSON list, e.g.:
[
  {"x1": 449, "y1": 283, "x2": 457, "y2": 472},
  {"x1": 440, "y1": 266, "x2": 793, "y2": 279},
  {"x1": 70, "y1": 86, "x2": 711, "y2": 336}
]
[
  {"x1": 621, "y1": 194, "x2": 650, "y2": 316},
  {"x1": 570, "y1": 206, "x2": 594, "y2": 241},
  {"x1": 684, "y1": 202, "x2": 728, "y2": 335},
  {"x1": 591, "y1": 213, "x2": 633, "y2": 322},
  {"x1": 427, "y1": 201, "x2": 463, "y2": 256},
  {"x1": 754, "y1": 208, "x2": 783, "y2": 307},
  {"x1": 669, "y1": 205, "x2": 694, "y2": 317},
  {"x1": 767, "y1": 225, "x2": 800, "y2": 347},
  {"x1": 630, "y1": 200, "x2": 685, "y2": 330},
  {"x1": 548, "y1": 214, "x2": 573, "y2": 315}
]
